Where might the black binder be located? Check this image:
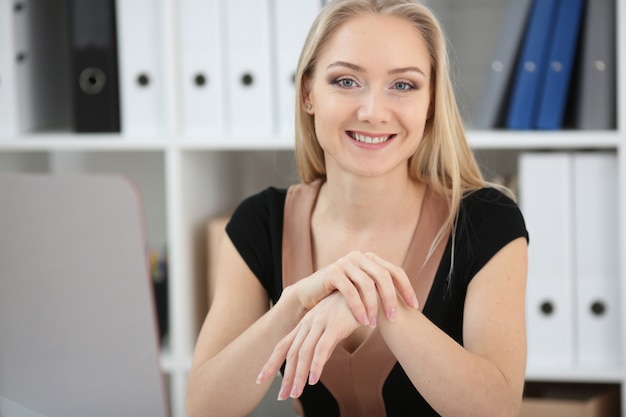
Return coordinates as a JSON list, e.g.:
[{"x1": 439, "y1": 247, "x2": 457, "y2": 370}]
[{"x1": 68, "y1": 0, "x2": 120, "y2": 132}]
